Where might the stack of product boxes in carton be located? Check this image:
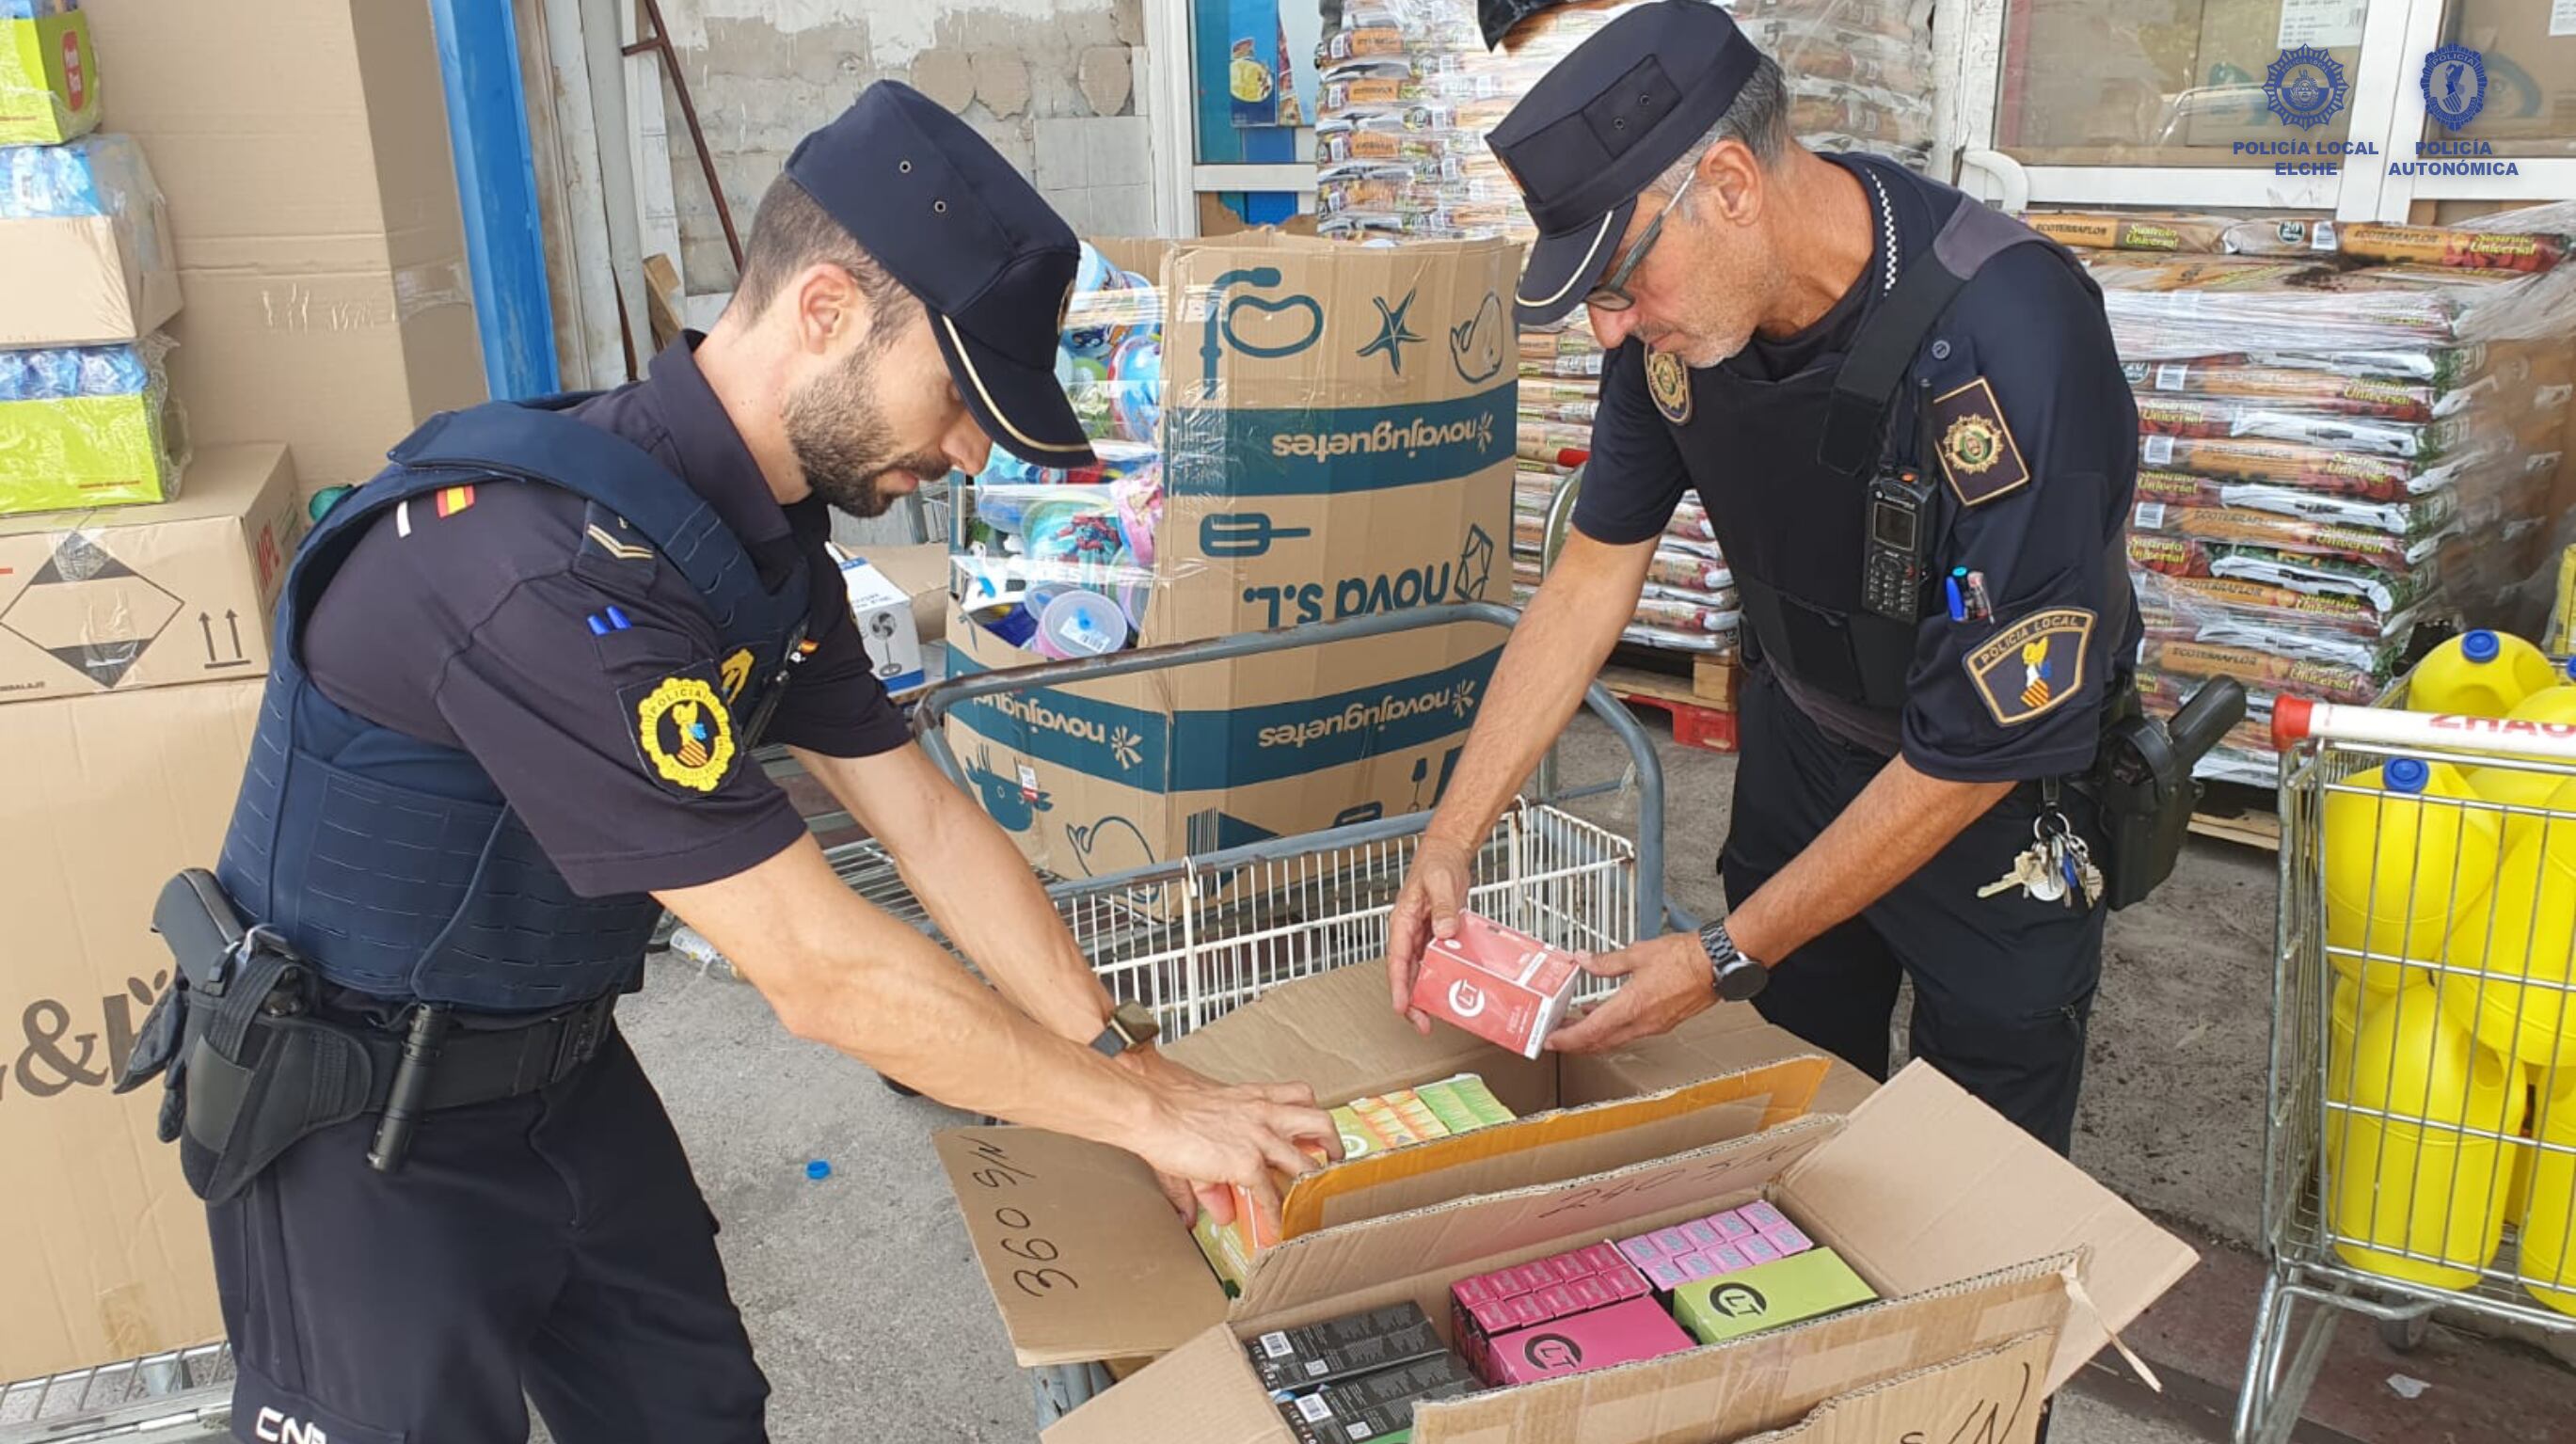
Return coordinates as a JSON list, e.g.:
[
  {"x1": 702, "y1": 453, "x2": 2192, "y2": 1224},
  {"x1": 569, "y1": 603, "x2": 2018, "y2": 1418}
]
[
  {"x1": 942, "y1": 233, "x2": 1516, "y2": 884},
  {"x1": 1314, "y1": 0, "x2": 1931, "y2": 659},
  {"x1": 2029, "y1": 207, "x2": 2576, "y2": 784},
  {"x1": 0, "y1": 3, "x2": 183, "y2": 515}
]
